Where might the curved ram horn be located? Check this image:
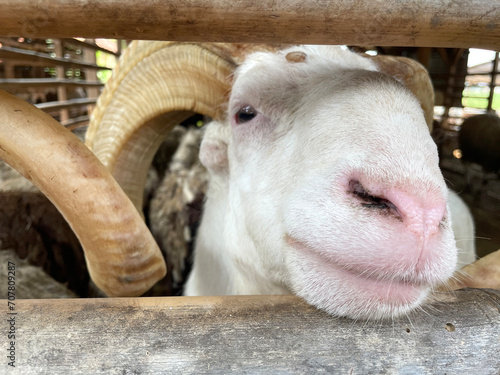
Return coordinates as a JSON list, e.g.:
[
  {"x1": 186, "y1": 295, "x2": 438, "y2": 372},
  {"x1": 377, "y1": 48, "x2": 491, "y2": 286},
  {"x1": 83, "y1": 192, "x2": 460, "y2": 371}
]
[
  {"x1": 370, "y1": 55, "x2": 435, "y2": 132},
  {"x1": 87, "y1": 42, "x2": 435, "y2": 218},
  {"x1": 439, "y1": 248, "x2": 500, "y2": 291},
  {"x1": 86, "y1": 41, "x2": 244, "y2": 212},
  {"x1": 0, "y1": 90, "x2": 166, "y2": 297}
]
